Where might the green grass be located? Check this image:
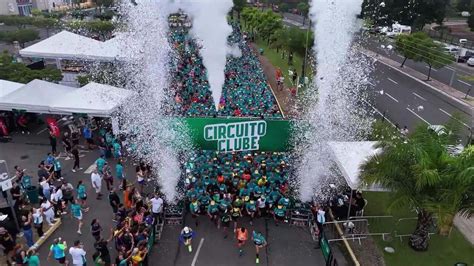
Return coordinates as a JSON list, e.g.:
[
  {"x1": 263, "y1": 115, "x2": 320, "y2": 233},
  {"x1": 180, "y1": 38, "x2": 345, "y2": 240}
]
[
  {"x1": 254, "y1": 38, "x2": 308, "y2": 87},
  {"x1": 364, "y1": 192, "x2": 474, "y2": 266}
]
